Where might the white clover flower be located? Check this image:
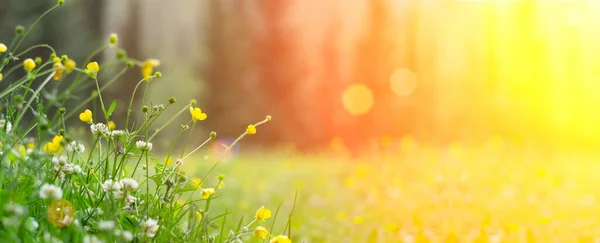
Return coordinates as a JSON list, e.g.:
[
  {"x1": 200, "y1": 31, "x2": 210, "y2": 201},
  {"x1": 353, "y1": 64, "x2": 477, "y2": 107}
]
[
  {"x1": 73, "y1": 165, "x2": 83, "y2": 174},
  {"x1": 102, "y1": 179, "x2": 122, "y2": 192},
  {"x1": 98, "y1": 220, "x2": 115, "y2": 231},
  {"x1": 39, "y1": 184, "x2": 62, "y2": 200},
  {"x1": 5, "y1": 203, "x2": 24, "y2": 216},
  {"x1": 62, "y1": 163, "x2": 75, "y2": 174},
  {"x1": 90, "y1": 123, "x2": 109, "y2": 136},
  {"x1": 0, "y1": 119, "x2": 12, "y2": 133},
  {"x1": 121, "y1": 230, "x2": 133, "y2": 242},
  {"x1": 135, "y1": 141, "x2": 152, "y2": 151},
  {"x1": 110, "y1": 130, "x2": 126, "y2": 138},
  {"x1": 51, "y1": 156, "x2": 68, "y2": 166},
  {"x1": 120, "y1": 178, "x2": 139, "y2": 191},
  {"x1": 83, "y1": 234, "x2": 104, "y2": 243},
  {"x1": 140, "y1": 218, "x2": 159, "y2": 238},
  {"x1": 66, "y1": 141, "x2": 85, "y2": 153},
  {"x1": 115, "y1": 191, "x2": 136, "y2": 203}
]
